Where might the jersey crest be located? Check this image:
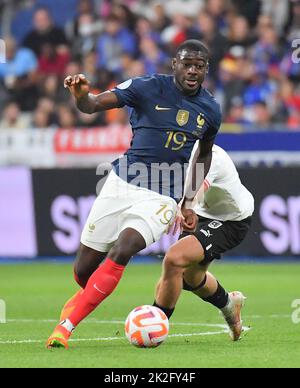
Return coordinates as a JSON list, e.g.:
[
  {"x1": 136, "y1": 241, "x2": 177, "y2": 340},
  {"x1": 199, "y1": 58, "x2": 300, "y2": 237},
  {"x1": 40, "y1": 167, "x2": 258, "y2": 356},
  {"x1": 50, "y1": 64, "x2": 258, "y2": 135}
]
[{"x1": 176, "y1": 110, "x2": 190, "y2": 126}]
